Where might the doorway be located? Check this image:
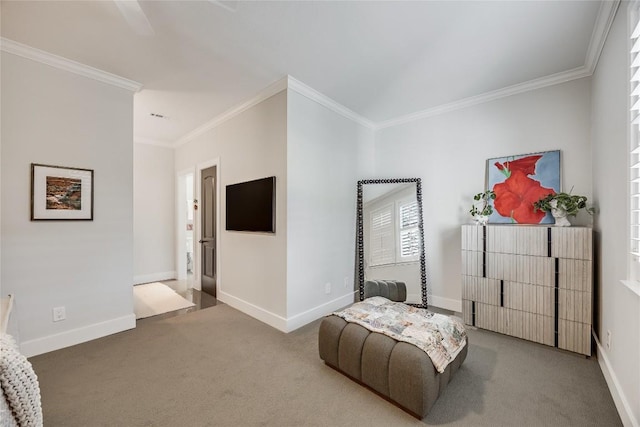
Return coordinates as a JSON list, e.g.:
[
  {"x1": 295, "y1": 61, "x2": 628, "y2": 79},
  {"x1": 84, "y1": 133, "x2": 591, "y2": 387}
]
[
  {"x1": 176, "y1": 170, "x2": 195, "y2": 285},
  {"x1": 200, "y1": 165, "x2": 217, "y2": 297}
]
